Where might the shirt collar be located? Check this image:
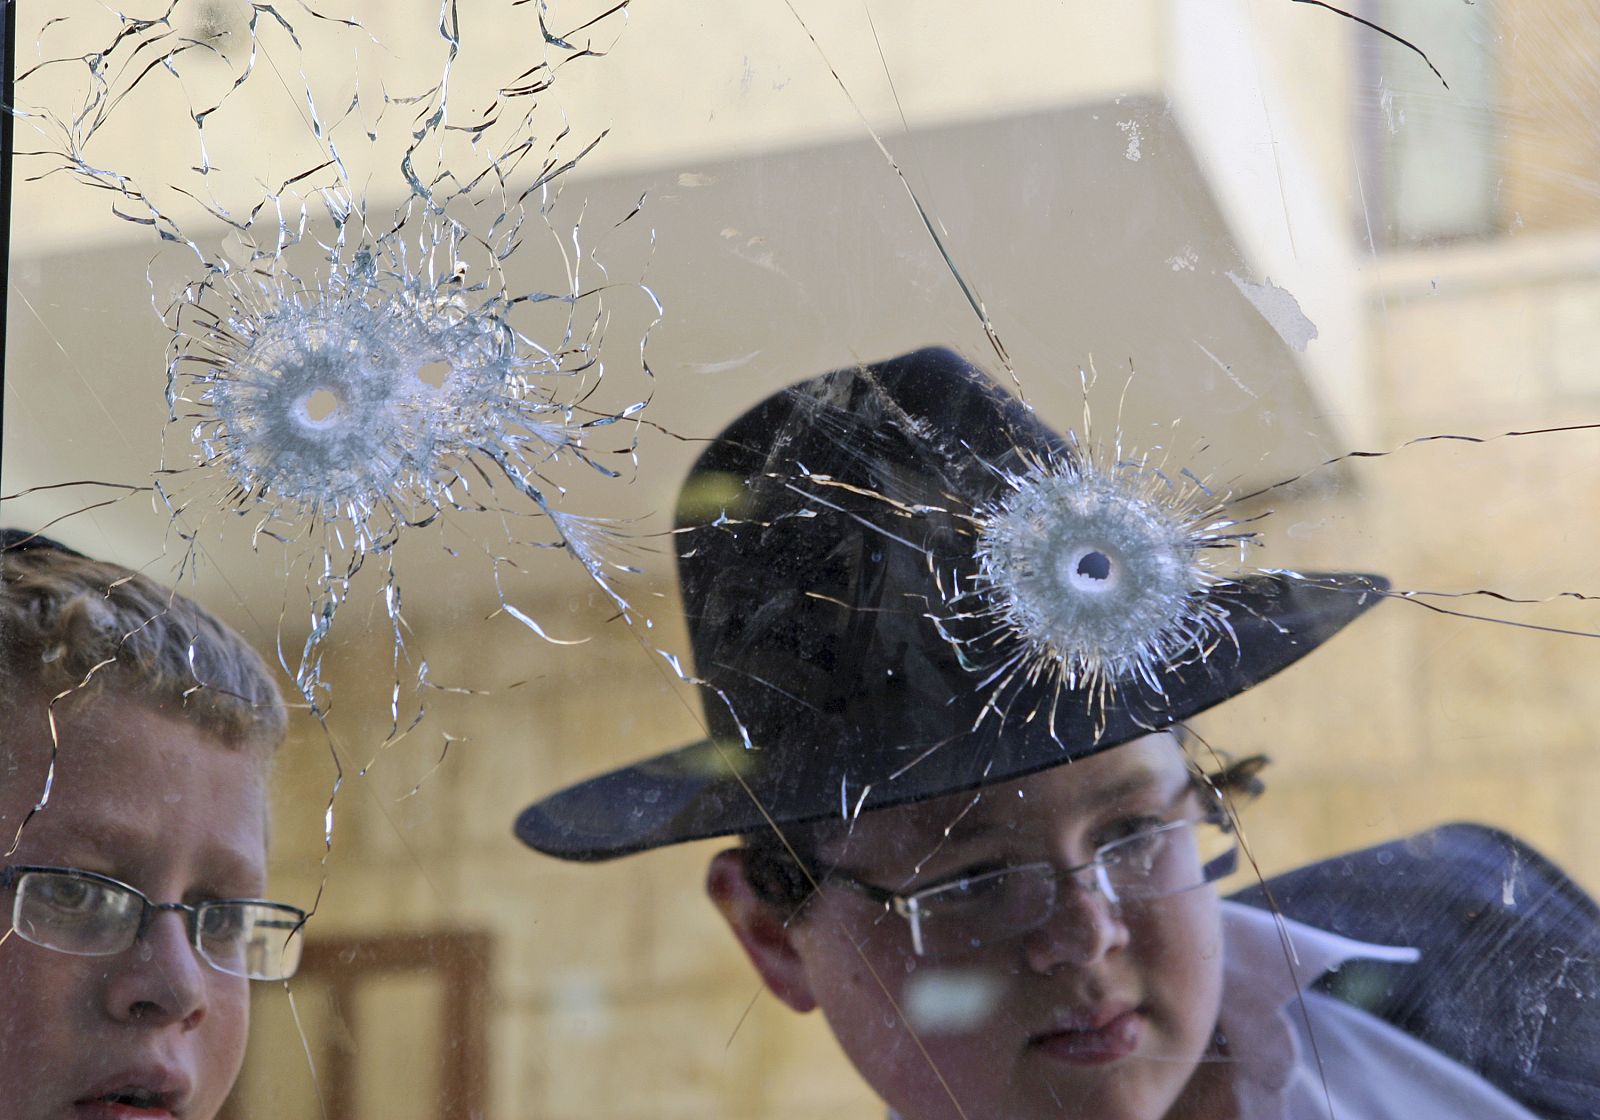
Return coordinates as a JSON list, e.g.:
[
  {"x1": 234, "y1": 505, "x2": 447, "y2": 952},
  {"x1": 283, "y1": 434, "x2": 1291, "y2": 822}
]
[{"x1": 1218, "y1": 899, "x2": 1420, "y2": 1092}]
